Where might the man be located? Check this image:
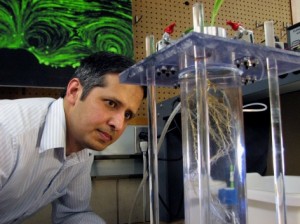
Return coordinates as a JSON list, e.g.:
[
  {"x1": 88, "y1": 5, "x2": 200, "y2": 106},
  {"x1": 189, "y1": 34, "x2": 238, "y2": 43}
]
[{"x1": 0, "y1": 52, "x2": 145, "y2": 223}]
